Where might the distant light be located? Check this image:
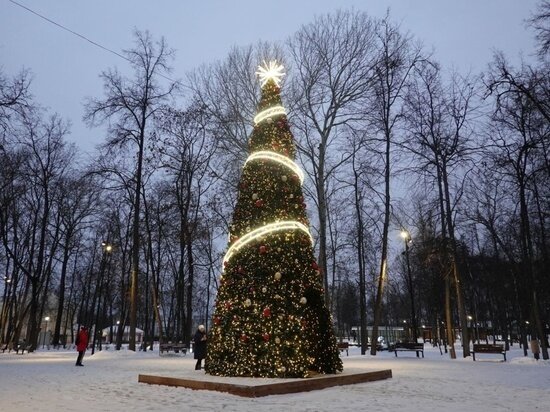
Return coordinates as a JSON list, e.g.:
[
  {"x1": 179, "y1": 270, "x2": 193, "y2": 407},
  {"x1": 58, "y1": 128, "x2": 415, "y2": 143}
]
[
  {"x1": 400, "y1": 230, "x2": 409, "y2": 240},
  {"x1": 105, "y1": 244, "x2": 113, "y2": 252},
  {"x1": 467, "y1": 315, "x2": 473, "y2": 320},
  {"x1": 44, "y1": 316, "x2": 50, "y2": 321},
  {"x1": 116, "y1": 320, "x2": 120, "y2": 325}
]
